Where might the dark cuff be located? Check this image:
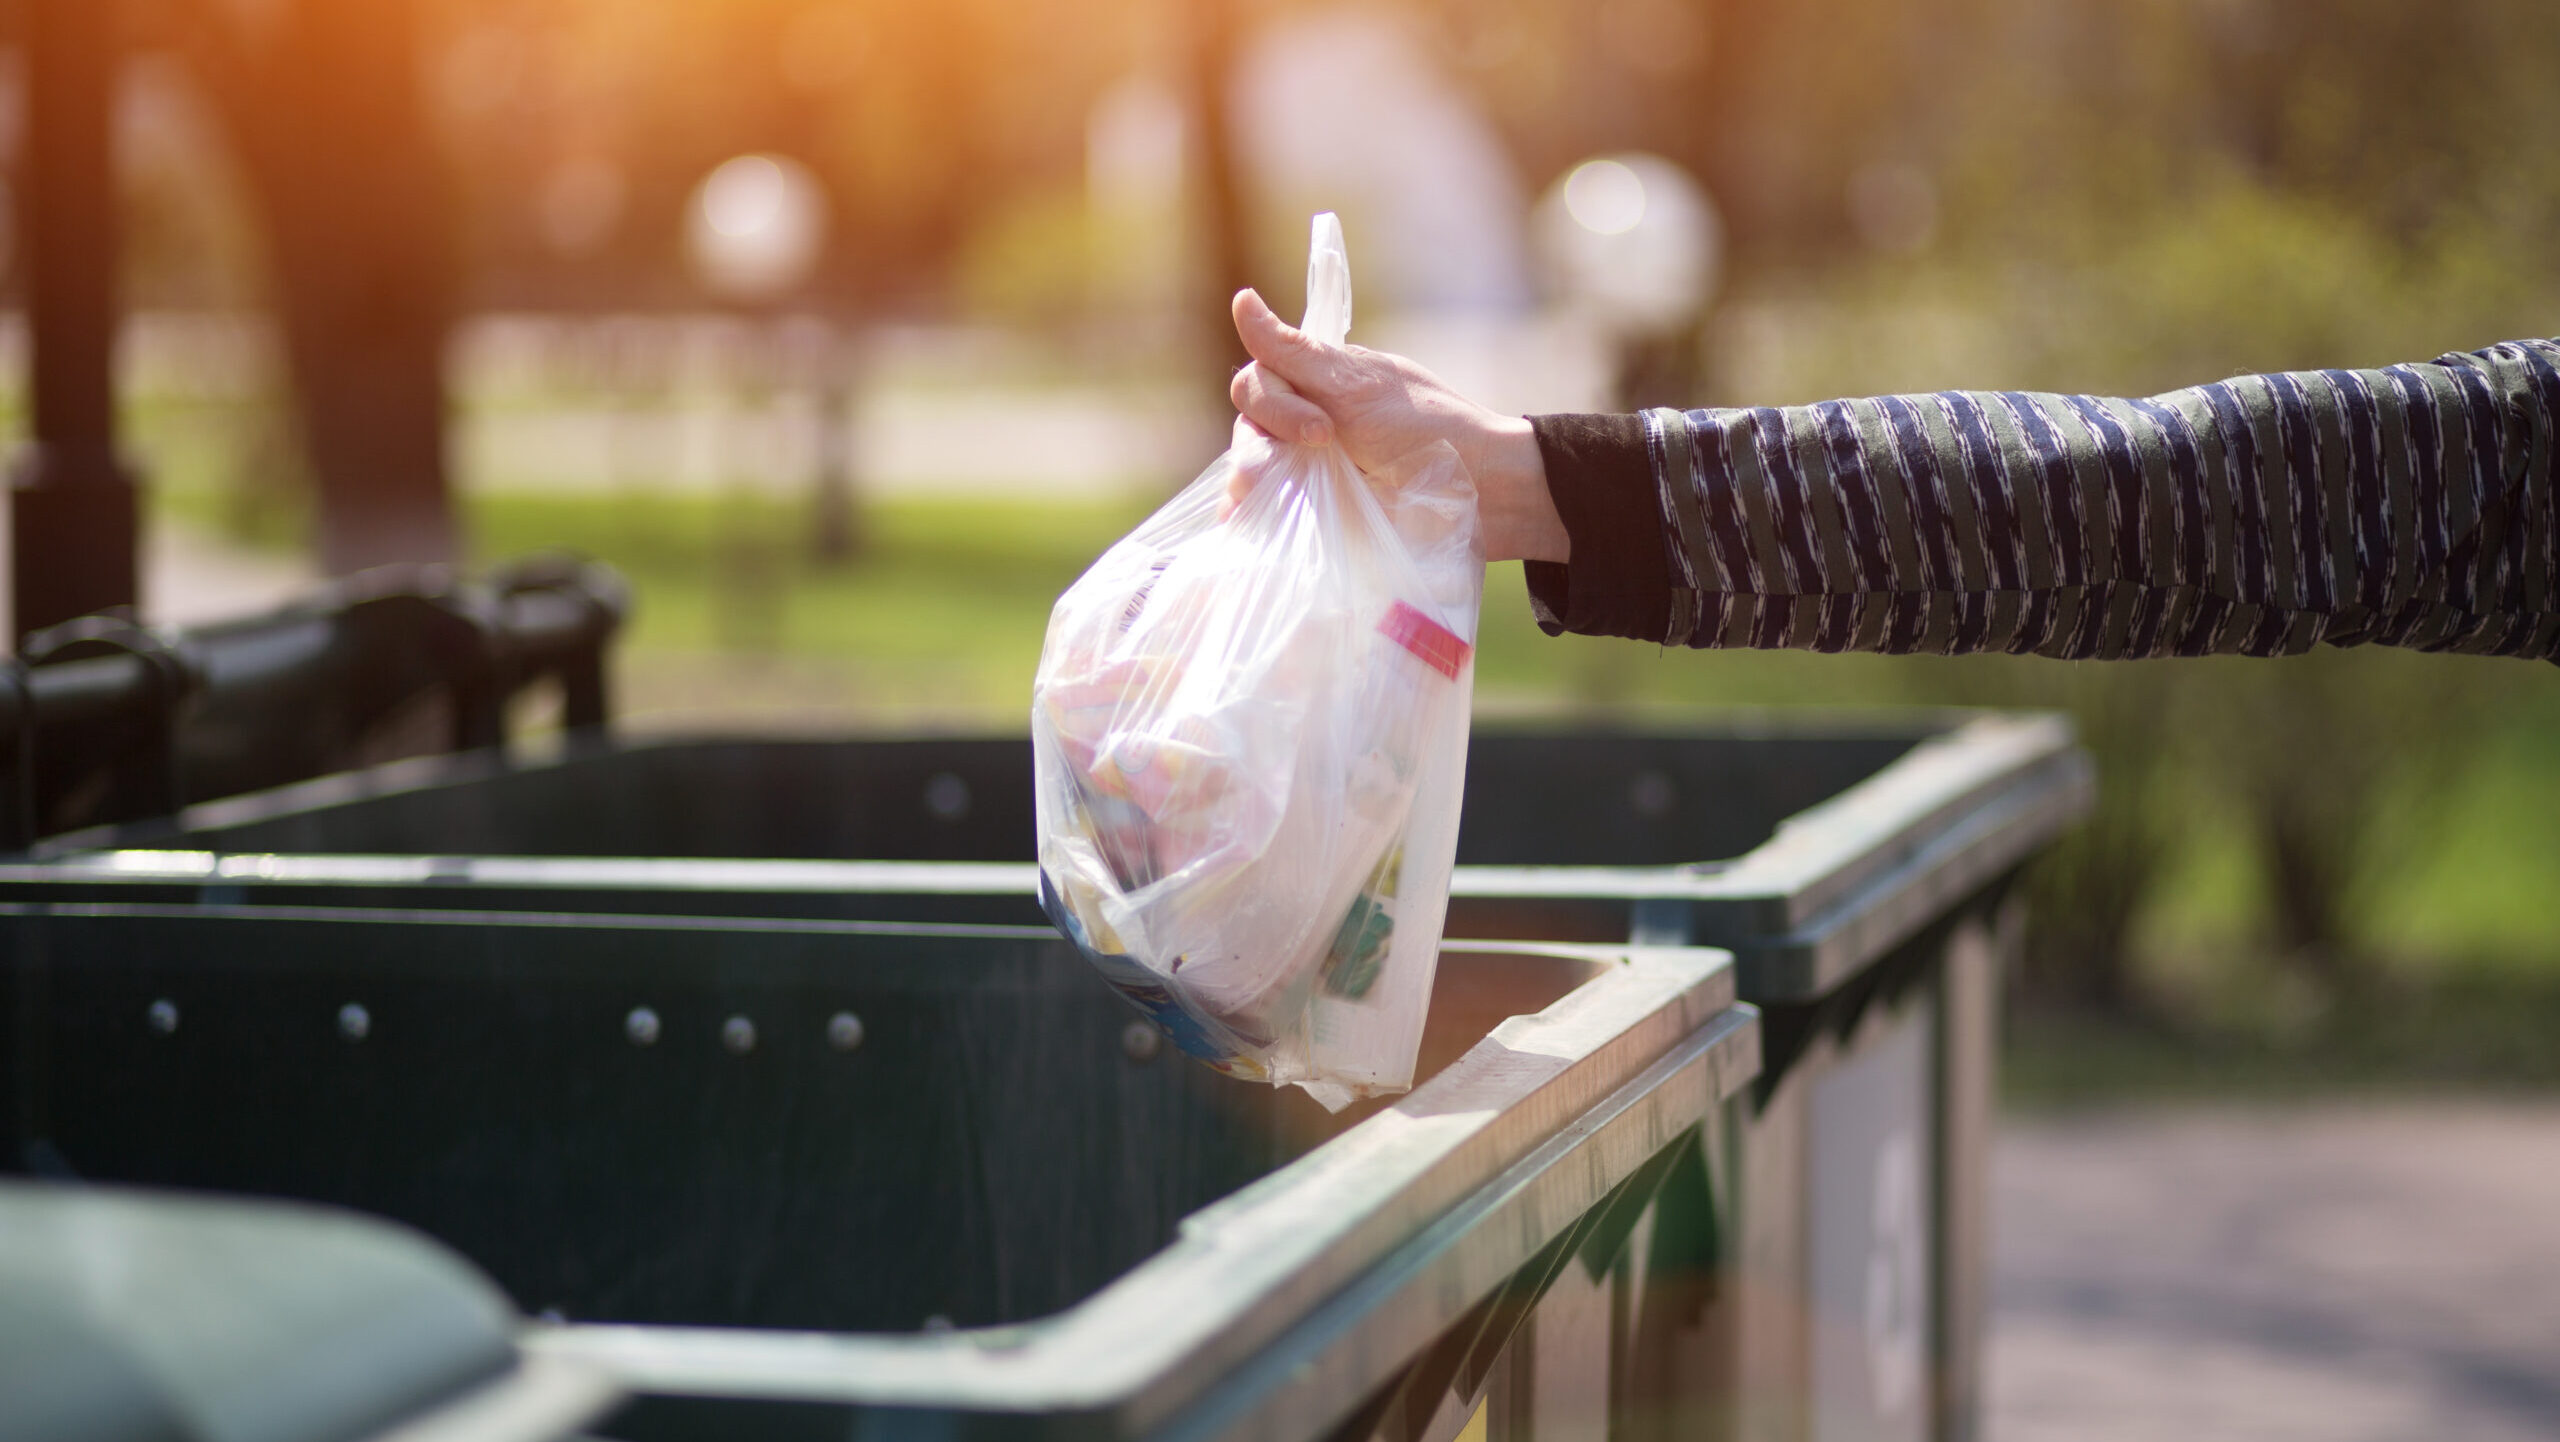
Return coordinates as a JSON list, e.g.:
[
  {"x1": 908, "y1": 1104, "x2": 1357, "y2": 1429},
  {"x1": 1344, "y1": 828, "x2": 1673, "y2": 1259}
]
[{"x1": 1523, "y1": 412, "x2": 1671, "y2": 642}]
